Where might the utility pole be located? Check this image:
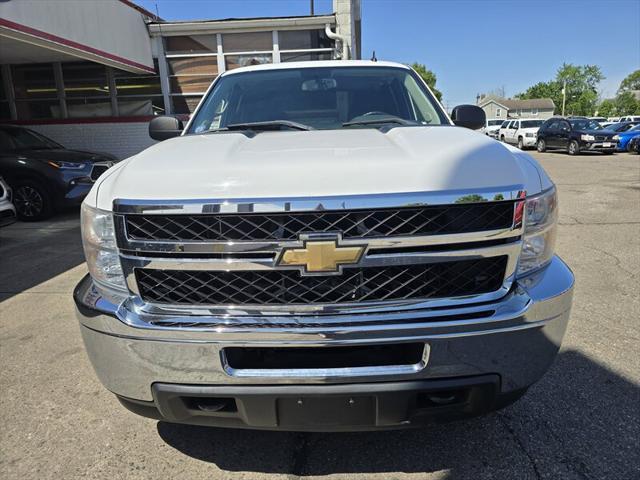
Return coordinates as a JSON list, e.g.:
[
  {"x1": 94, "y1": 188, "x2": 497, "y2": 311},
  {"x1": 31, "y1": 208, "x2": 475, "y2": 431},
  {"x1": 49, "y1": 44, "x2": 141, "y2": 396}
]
[
  {"x1": 310, "y1": 0, "x2": 314, "y2": 15},
  {"x1": 561, "y1": 79, "x2": 567, "y2": 116}
]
